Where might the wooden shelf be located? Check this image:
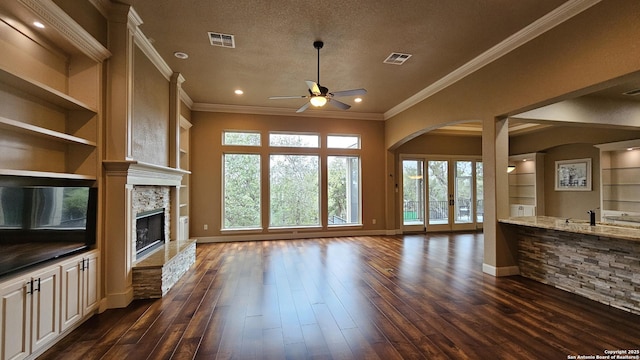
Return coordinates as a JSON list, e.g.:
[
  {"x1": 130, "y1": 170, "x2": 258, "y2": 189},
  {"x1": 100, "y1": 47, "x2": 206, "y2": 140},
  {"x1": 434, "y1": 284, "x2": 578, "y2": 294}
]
[
  {"x1": 0, "y1": 116, "x2": 96, "y2": 147},
  {"x1": 0, "y1": 66, "x2": 97, "y2": 113},
  {"x1": 0, "y1": 169, "x2": 96, "y2": 181}
]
